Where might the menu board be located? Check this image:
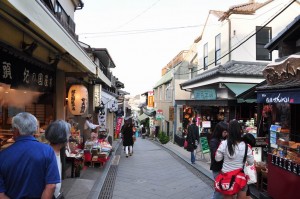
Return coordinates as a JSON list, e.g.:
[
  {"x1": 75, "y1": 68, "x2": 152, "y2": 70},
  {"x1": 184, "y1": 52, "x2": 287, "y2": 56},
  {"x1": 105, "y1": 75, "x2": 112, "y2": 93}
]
[{"x1": 200, "y1": 137, "x2": 210, "y2": 154}]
